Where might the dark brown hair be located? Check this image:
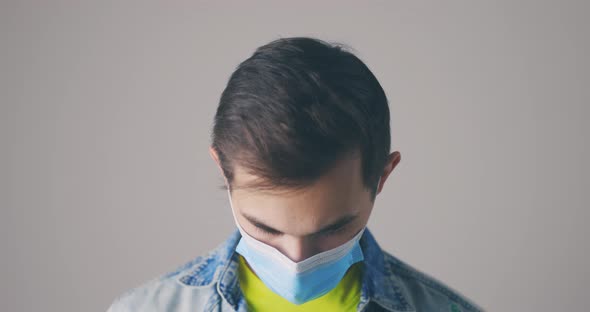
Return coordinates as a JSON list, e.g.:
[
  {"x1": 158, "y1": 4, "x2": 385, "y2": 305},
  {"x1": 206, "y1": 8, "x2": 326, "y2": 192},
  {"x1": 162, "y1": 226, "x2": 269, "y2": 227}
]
[{"x1": 210, "y1": 37, "x2": 390, "y2": 201}]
